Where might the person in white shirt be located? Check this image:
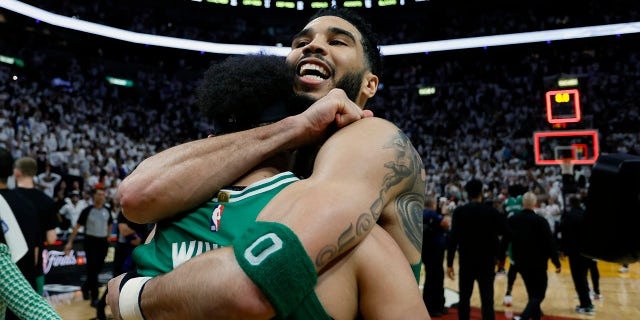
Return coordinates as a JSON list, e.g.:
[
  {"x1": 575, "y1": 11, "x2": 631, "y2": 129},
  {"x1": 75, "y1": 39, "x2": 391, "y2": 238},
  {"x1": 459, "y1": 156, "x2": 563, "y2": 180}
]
[
  {"x1": 58, "y1": 190, "x2": 88, "y2": 234},
  {"x1": 36, "y1": 163, "x2": 62, "y2": 198}
]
